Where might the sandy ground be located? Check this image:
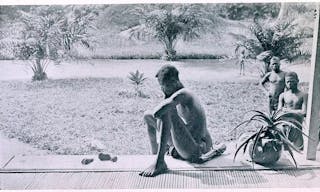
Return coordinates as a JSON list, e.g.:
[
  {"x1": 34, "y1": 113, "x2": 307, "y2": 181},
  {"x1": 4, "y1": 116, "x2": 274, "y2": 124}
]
[
  {"x1": 0, "y1": 59, "x2": 260, "y2": 82},
  {"x1": 0, "y1": 133, "x2": 50, "y2": 157},
  {"x1": 0, "y1": 59, "x2": 311, "y2": 82}
]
